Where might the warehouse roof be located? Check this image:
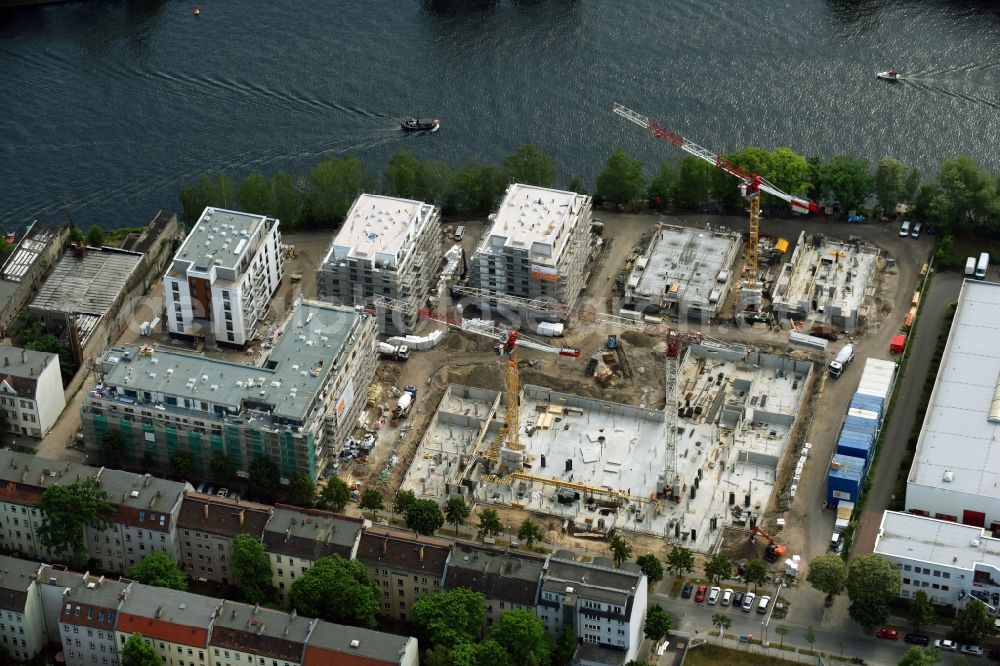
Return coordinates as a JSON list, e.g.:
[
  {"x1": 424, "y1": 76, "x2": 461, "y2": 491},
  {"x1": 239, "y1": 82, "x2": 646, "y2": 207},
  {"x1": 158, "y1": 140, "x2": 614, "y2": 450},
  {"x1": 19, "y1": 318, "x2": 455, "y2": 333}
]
[
  {"x1": 173, "y1": 207, "x2": 270, "y2": 273},
  {"x1": 480, "y1": 184, "x2": 588, "y2": 266},
  {"x1": 908, "y1": 280, "x2": 1000, "y2": 499},
  {"x1": 324, "y1": 194, "x2": 436, "y2": 268},
  {"x1": 30, "y1": 246, "x2": 141, "y2": 316},
  {"x1": 875, "y1": 511, "x2": 1000, "y2": 572}
]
